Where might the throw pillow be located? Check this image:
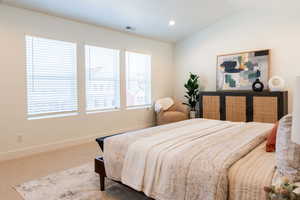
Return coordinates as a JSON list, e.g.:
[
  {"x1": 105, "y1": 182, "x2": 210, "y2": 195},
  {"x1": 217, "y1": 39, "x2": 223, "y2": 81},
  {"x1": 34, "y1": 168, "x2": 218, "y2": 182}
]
[
  {"x1": 276, "y1": 114, "x2": 300, "y2": 181},
  {"x1": 266, "y1": 122, "x2": 279, "y2": 152}
]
